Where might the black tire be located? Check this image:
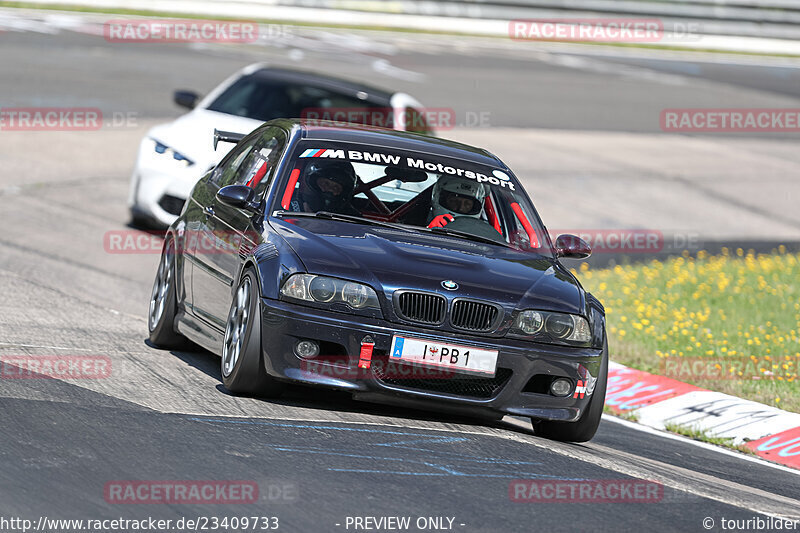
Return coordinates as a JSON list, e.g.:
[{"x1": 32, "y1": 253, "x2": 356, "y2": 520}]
[
  {"x1": 534, "y1": 340, "x2": 608, "y2": 443},
  {"x1": 148, "y1": 238, "x2": 186, "y2": 348},
  {"x1": 221, "y1": 268, "x2": 284, "y2": 398},
  {"x1": 129, "y1": 209, "x2": 155, "y2": 230}
]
